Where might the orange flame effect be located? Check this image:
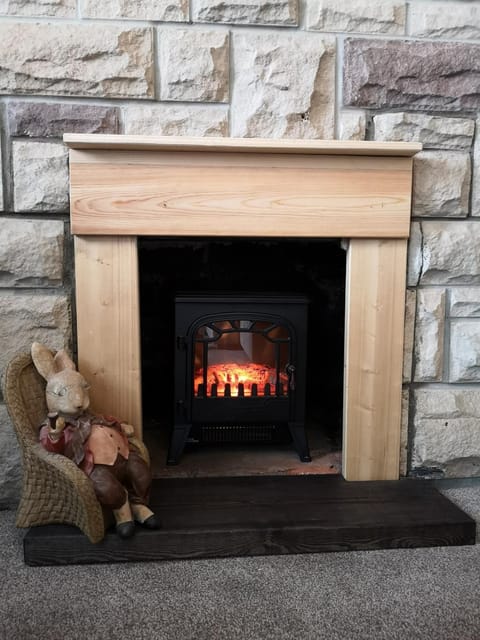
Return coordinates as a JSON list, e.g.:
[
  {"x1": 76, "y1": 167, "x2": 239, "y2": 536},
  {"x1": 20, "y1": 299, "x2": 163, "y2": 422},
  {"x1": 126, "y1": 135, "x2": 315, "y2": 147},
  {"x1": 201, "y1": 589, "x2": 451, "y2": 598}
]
[{"x1": 194, "y1": 363, "x2": 288, "y2": 397}]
